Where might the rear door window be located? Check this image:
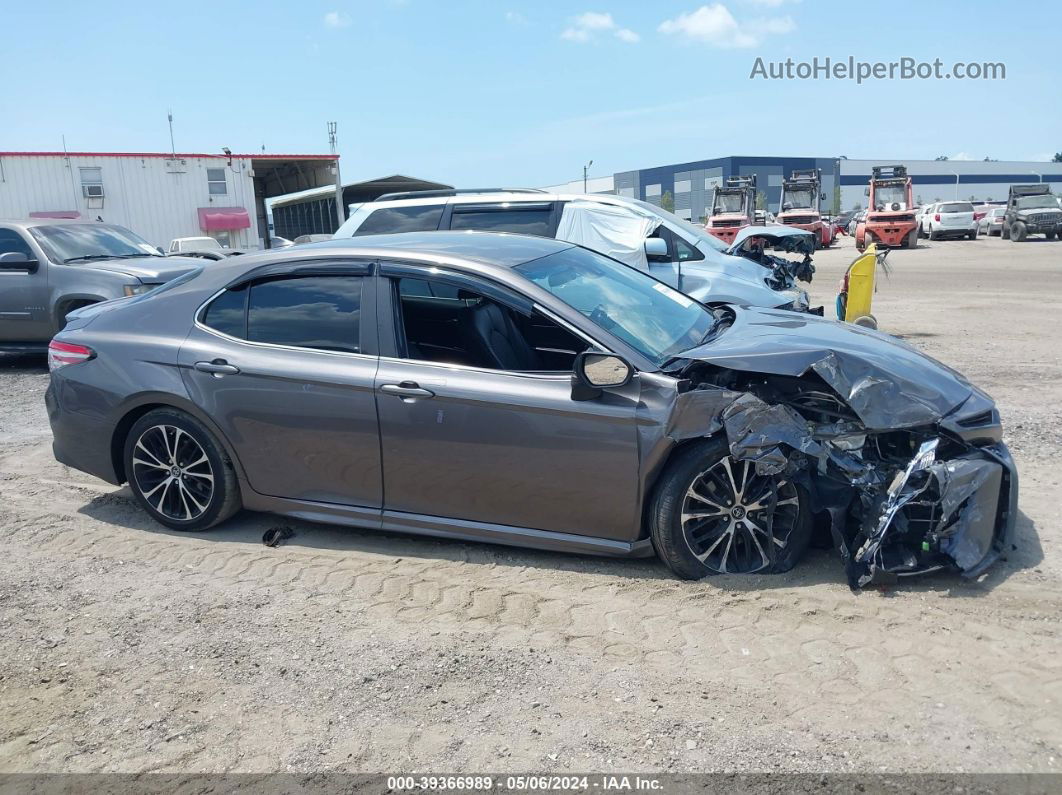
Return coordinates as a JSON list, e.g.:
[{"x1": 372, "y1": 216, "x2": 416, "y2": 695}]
[
  {"x1": 248, "y1": 276, "x2": 362, "y2": 352},
  {"x1": 449, "y1": 203, "x2": 555, "y2": 237},
  {"x1": 203, "y1": 276, "x2": 363, "y2": 353},
  {"x1": 354, "y1": 205, "x2": 444, "y2": 235}
]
